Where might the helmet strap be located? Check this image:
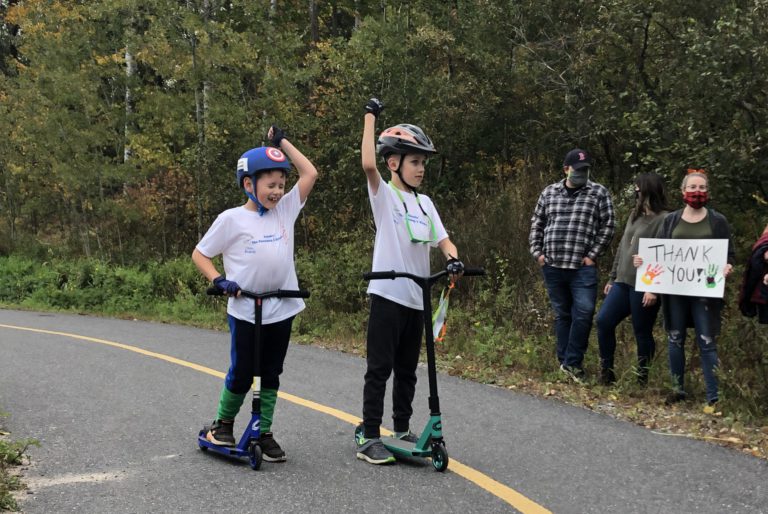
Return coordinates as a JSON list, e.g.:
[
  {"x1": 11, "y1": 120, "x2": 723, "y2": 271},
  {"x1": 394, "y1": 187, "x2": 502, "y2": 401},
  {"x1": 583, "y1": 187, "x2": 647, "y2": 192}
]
[
  {"x1": 393, "y1": 156, "x2": 417, "y2": 193},
  {"x1": 244, "y1": 176, "x2": 268, "y2": 216}
]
